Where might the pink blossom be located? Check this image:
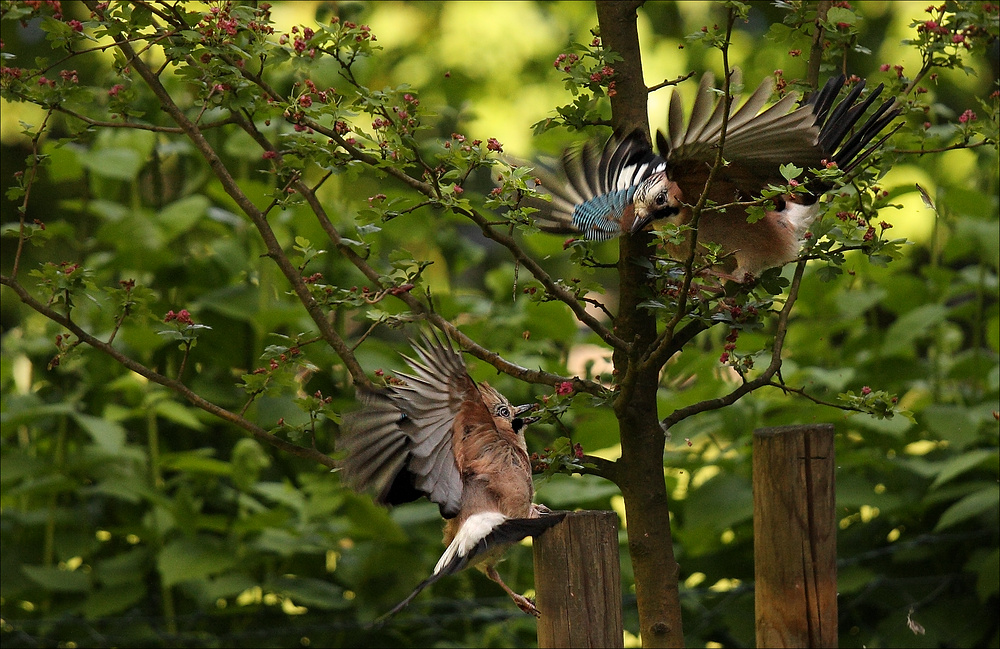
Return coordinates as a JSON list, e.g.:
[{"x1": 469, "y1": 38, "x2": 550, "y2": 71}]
[{"x1": 958, "y1": 109, "x2": 977, "y2": 123}]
